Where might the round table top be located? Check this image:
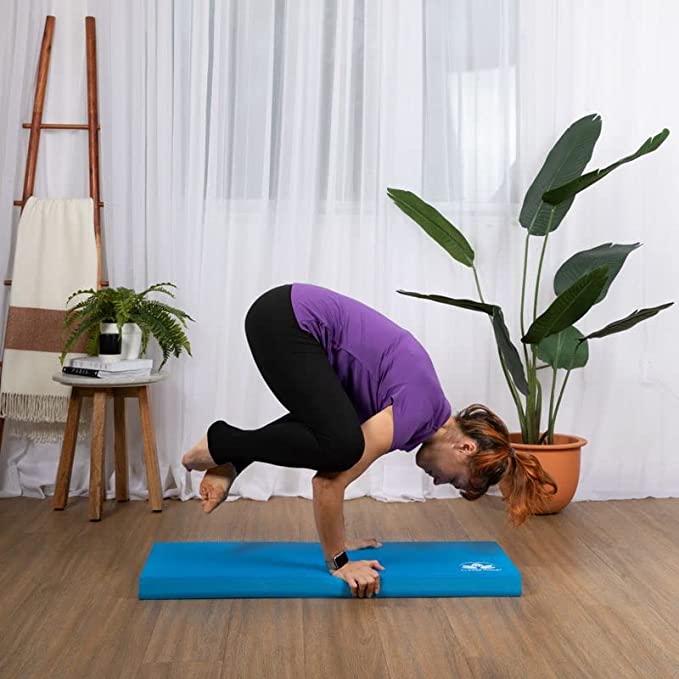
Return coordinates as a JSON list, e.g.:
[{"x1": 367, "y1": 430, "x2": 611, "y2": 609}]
[{"x1": 52, "y1": 370, "x2": 169, "y2": 387}]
